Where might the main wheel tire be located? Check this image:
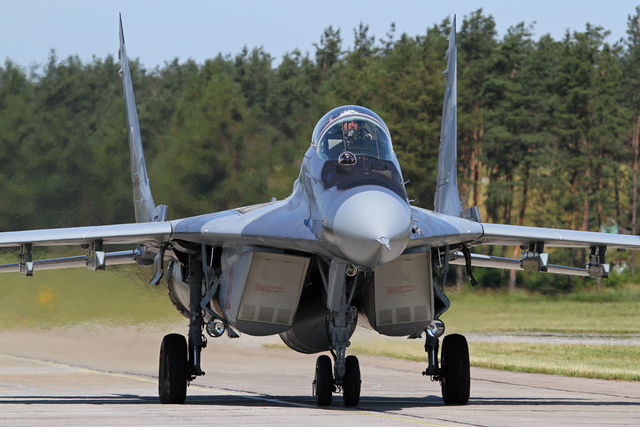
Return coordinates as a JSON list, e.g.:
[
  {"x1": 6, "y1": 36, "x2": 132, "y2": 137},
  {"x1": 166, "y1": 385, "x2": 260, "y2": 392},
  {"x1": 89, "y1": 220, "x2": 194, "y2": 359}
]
[
  {"x1": 159, "y1": 333, "x2": 188, "y2": 404},
  {"x1": 314, "y1": 355, "x2": 333, "y2": 406},
  {"x1": 440, "y1": 334, "x2": 470, "y2": 405},
  {"x1": 343, "y1": 355, "x2": 361, "y2": 407}
]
